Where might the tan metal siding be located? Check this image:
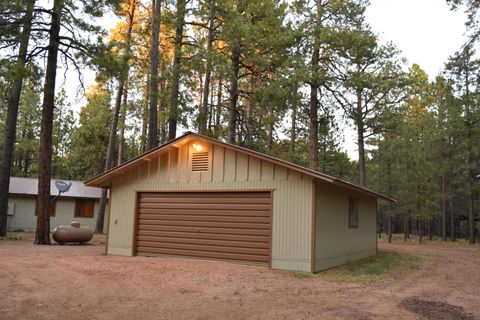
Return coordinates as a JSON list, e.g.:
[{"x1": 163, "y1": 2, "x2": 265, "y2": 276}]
[
  {"x1": 108, "y1": 142, "x2": 313, "y2": 272},
  {"x1": 314, "y1": 181, "x2": 377, "y2": 271}
]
